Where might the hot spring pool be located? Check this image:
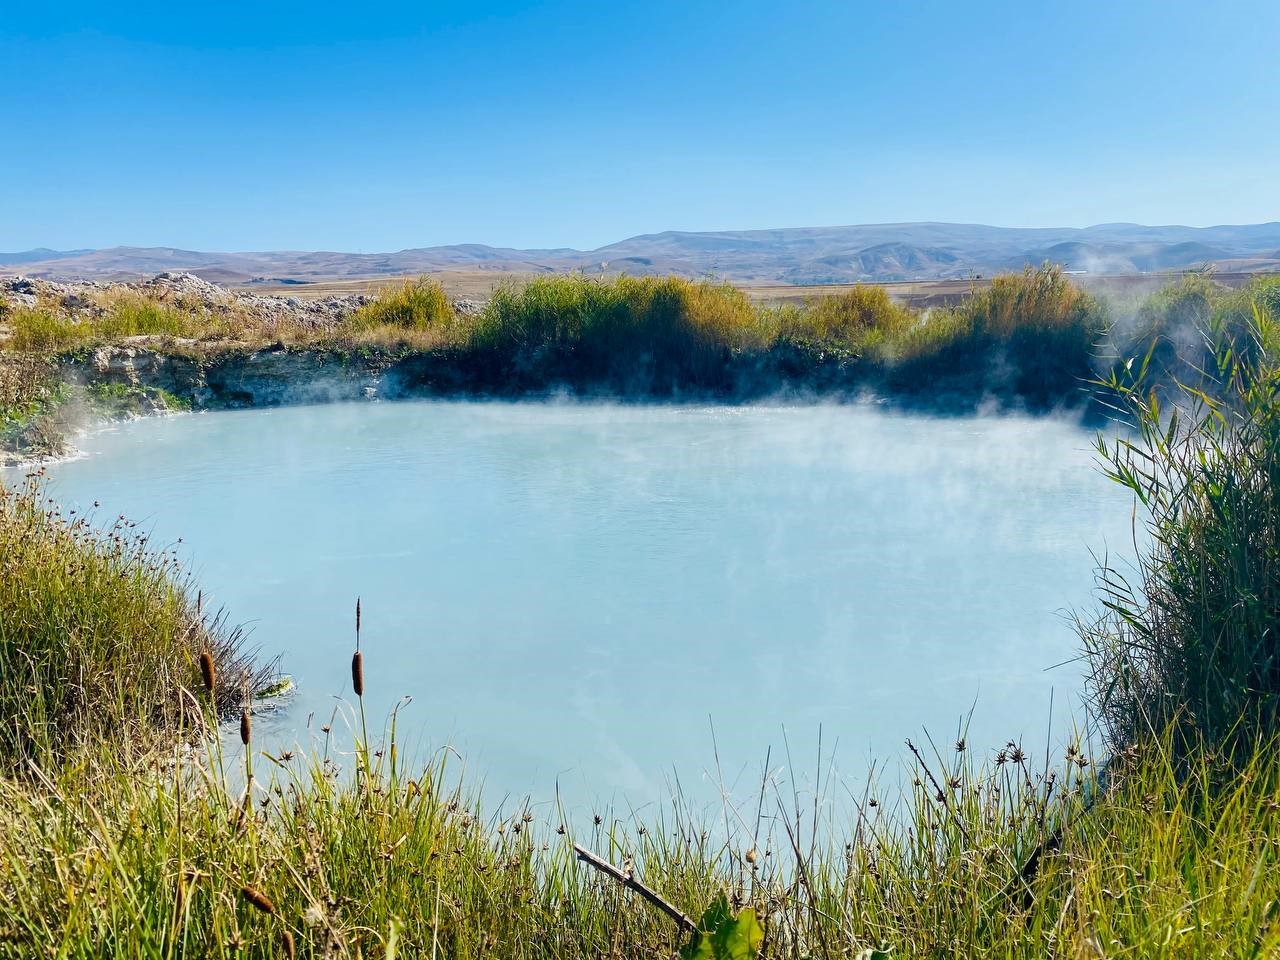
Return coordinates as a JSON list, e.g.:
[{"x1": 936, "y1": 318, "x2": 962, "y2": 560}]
[{"x1": 19, "y1": 400, "x2": 1136, "y2": 810}]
